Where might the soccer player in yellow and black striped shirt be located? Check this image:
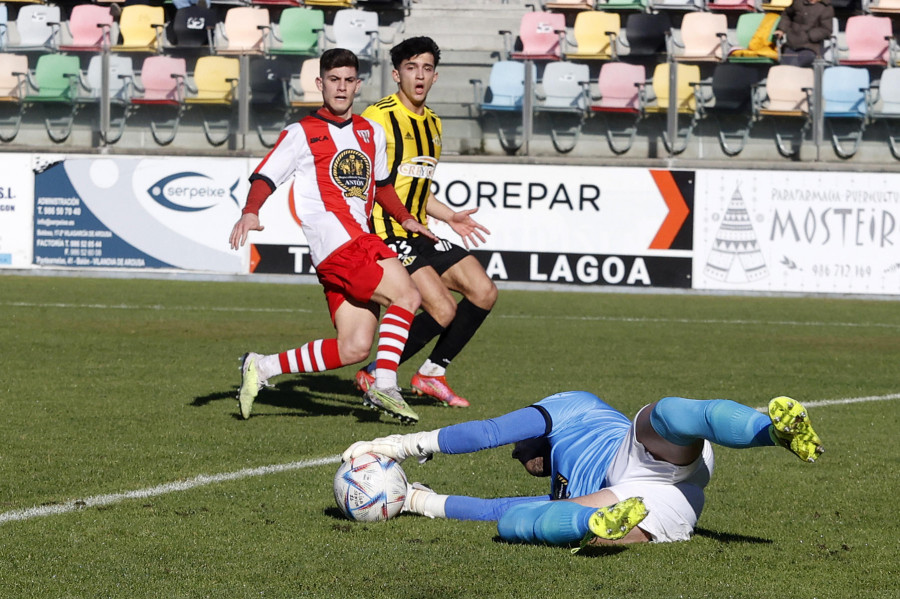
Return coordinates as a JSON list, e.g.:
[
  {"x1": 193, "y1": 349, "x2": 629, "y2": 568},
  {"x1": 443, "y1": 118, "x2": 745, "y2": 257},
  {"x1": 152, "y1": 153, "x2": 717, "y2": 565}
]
[{"x1": 357, "y1": 36, "x2": 498, "y2": 408}]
